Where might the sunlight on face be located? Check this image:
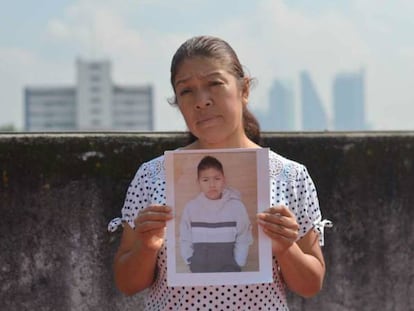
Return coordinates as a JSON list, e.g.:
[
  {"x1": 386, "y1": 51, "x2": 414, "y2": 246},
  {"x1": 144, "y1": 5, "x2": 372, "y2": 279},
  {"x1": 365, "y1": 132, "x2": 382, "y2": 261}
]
[
  {"x1": 198, "y1": 167, "x2": 226, "y2": 200},
  {"x1": 174, "y1": 57, "x2": 248, "y2": 148}
]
